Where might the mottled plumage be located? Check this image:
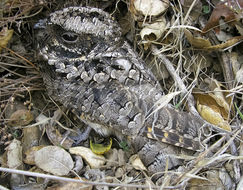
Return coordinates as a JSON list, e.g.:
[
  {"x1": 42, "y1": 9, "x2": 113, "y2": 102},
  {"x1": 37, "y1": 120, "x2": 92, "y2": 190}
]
[{"x1": 36, "y1": 7, "x2": 206, "y2": 174}]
